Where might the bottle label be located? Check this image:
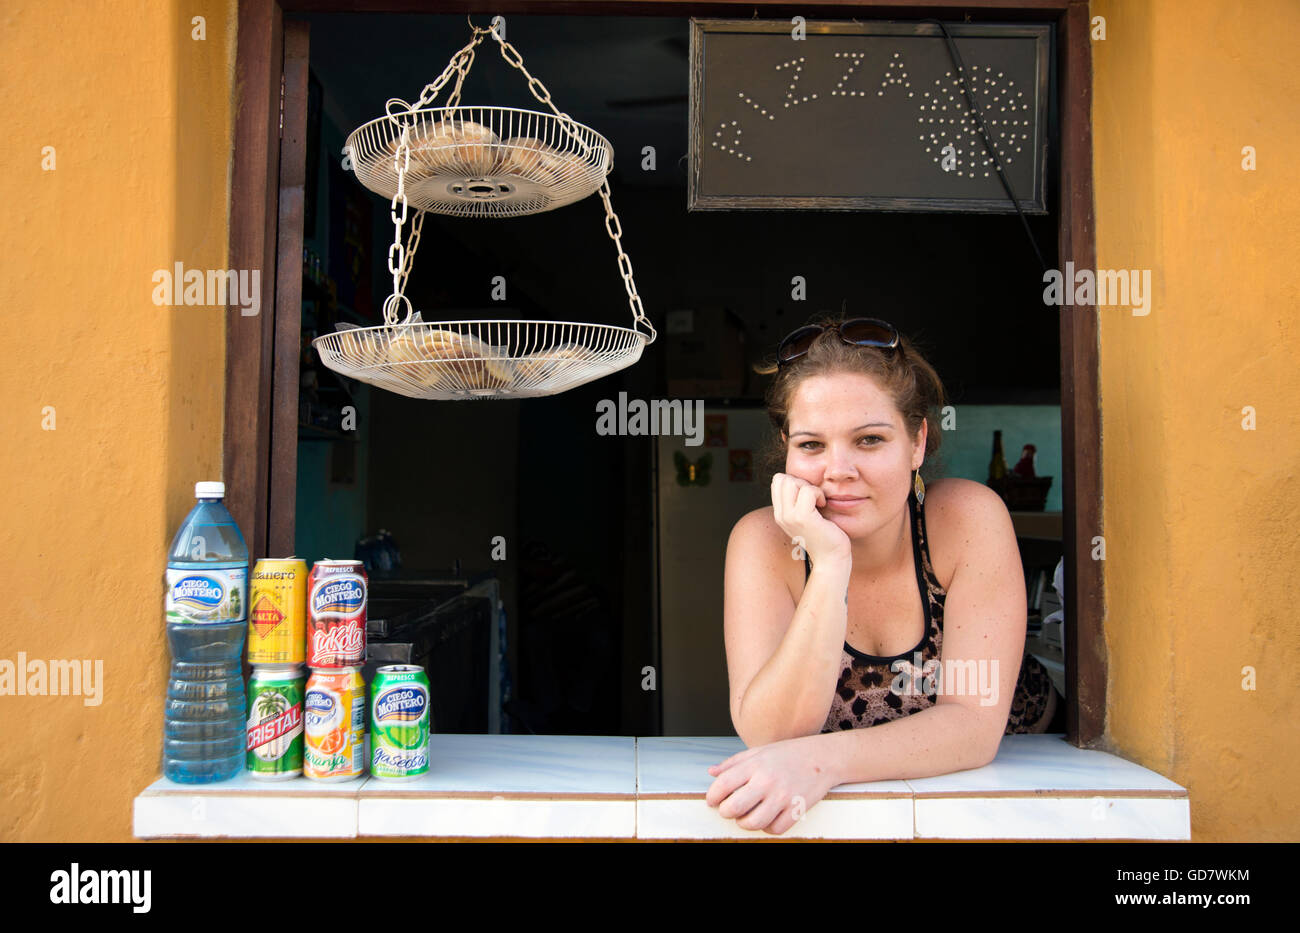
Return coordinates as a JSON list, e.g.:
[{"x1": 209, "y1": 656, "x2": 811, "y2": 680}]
[{"x1": 166, "y1": 567, "x2": 248, "y2": 624}]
